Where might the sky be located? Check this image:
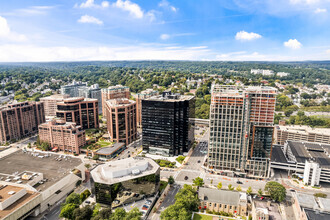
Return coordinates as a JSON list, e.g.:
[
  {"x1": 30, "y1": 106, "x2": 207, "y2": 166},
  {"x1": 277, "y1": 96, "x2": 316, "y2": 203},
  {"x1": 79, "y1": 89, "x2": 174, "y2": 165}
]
[{"x1": 0, "y1": 0, "x2": 330, "y2": 62}]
